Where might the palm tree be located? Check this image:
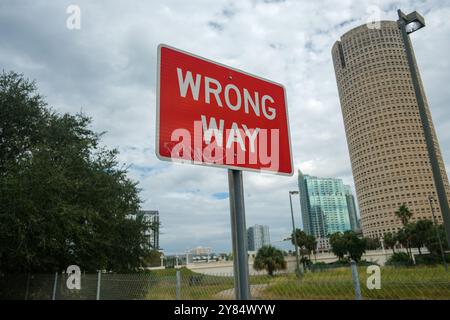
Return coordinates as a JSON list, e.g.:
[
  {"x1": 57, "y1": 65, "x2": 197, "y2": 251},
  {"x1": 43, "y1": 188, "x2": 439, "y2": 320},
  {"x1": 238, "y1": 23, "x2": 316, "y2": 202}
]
[
  {"x1": 305, "y1": 235, "x2": 317, "y2": 261},
  {"x1": 383, "y1": 232, "x2": 397, "y2": 254},
  {"x1": 395, "y1": 204, "x2": 413, "y2": 226},
  {"x1": 395, "y1": 204, "x2": 414, "y2": 257},
  {"x1": 396, "y1": 228, "x2": 409, "y2": 254},
  {"x1": 253, "y1": 245, "x2": 287, "y2": 276}
]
